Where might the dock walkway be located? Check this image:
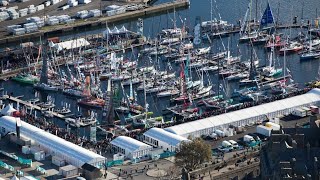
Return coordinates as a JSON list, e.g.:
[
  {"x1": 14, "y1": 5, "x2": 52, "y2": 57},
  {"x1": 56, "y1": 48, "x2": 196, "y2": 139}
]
[
  {"x1": 2, "y1": 95, "x2": 93, "y2": 127},
  {"x1": 0, "y1": 0, "x2": 190, "y2": 44}
]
